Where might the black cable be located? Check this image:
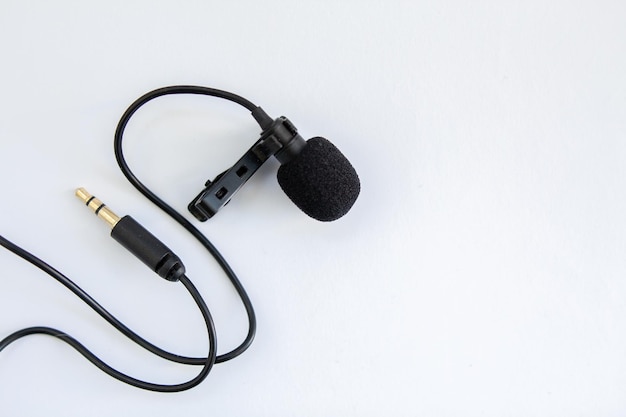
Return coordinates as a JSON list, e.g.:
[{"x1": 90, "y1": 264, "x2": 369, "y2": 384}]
[
  {"x1": 114, "y1": 86, "x2": 257, "y2": 363},
  {"x1": 0, "y1": 234, "x2": 204, "y2": 365},
  {"x1": 0, "y1": 85, "x2": 261, "y2": 389},
  {"x1": 0, "y1": 260, "x2": 216, "y2": 392},
  {"x1": 0, "y1": 325, "x2": 213, "y2": 392}
]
